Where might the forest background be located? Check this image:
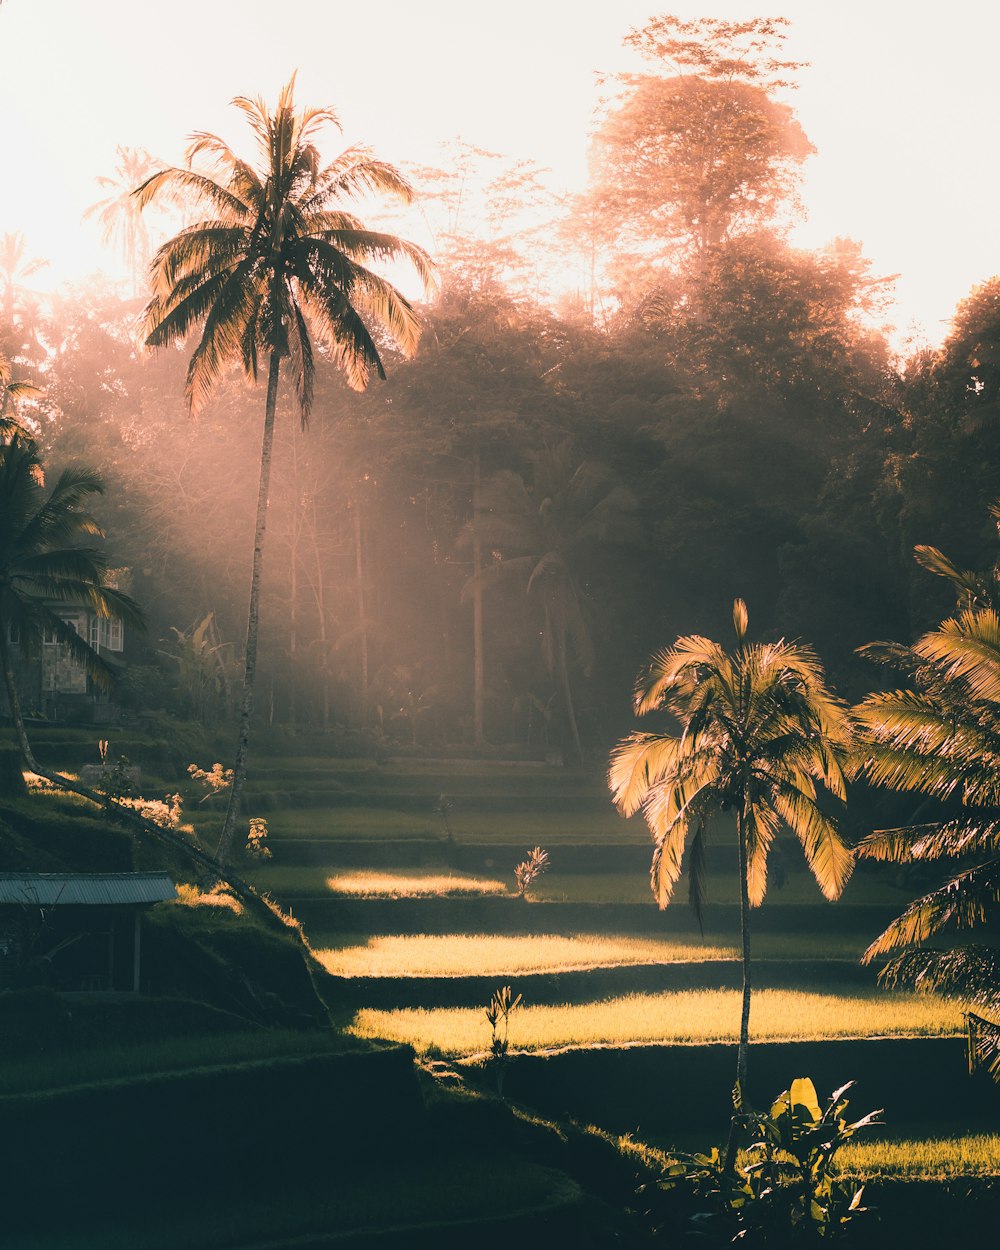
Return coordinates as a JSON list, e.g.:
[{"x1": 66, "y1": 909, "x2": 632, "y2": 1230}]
[{"x1": 3, "y1": 11, "x2": 999, "y2": 765}]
